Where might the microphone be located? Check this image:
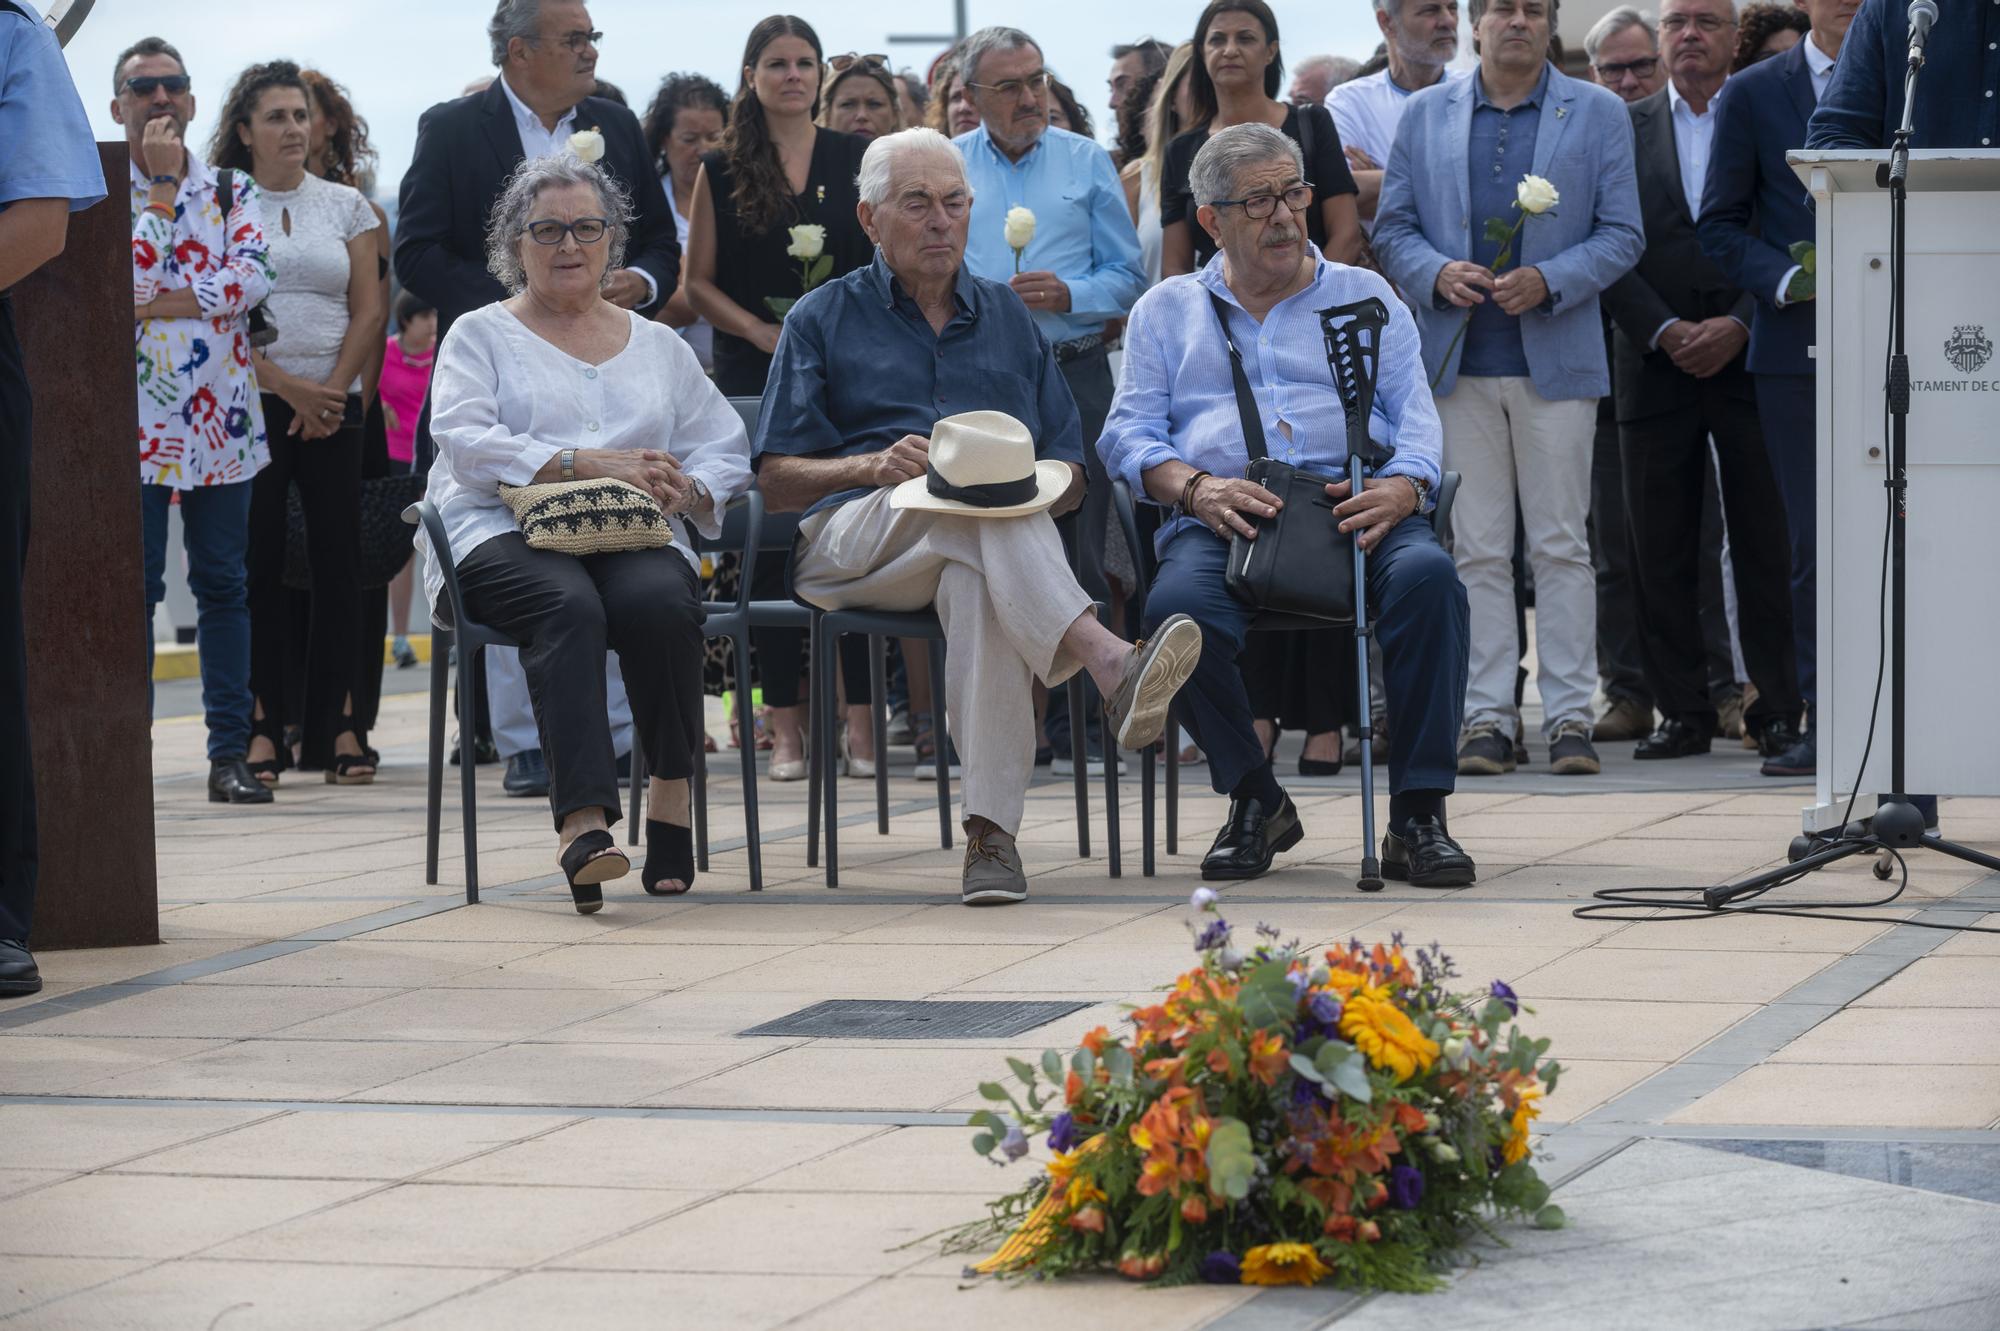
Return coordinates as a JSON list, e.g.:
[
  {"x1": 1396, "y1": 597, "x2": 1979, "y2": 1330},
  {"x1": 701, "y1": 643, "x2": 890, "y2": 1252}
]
[{"x1": 1907, "y1": 0, "x2": 1939, "y2": 68}]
